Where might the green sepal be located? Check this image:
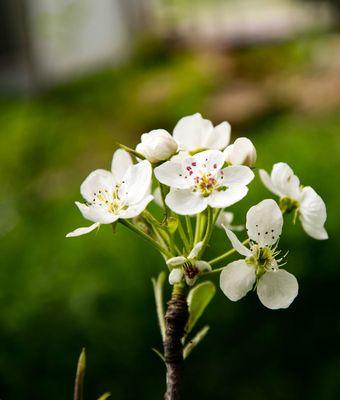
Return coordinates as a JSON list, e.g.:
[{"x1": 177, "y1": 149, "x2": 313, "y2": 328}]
[
  {"x1": 186, "y1": 281, "x2": 216, "y2": 334},
  {"x1": 163, "y1": 216, "x2": 178, "y2": 234}
]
